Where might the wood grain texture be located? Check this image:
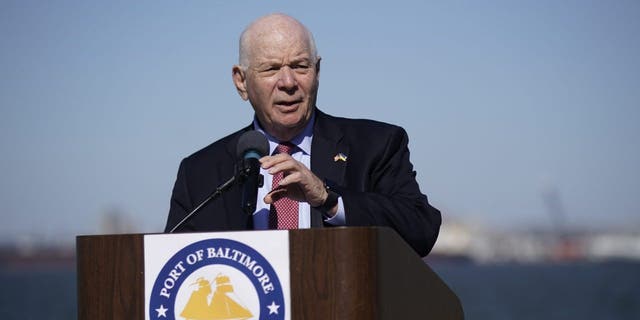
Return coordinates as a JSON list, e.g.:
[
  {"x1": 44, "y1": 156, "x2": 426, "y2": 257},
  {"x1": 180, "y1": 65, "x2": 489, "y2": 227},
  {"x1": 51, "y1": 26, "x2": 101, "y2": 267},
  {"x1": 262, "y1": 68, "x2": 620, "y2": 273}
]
[
  {"x1": 290, "y1": 227, "x2": 463, "y2": 319},
  {"x1": 290, "y1": 227, "x2": 378, "y2": 320},
  {"x1": 77, "y1": 234, "x2": 144, "y2": 320}
]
